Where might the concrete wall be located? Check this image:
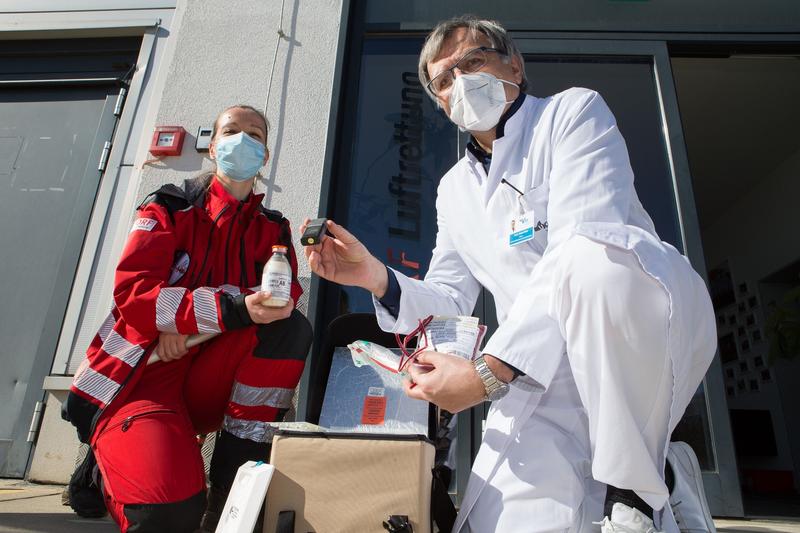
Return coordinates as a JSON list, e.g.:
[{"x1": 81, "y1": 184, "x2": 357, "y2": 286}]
[
  {"x1": 28, "y1": 391, "x2": 80, "y2": 484},
  {"x1": 703, "y1": 149, "x2": 800, "y2": 489},
  {"x1": 135, "y1": 0, "x2": 342, "y2": 290},
  {"x1": 31, "y1": 0, "x2": 343, "y2": 483}
]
